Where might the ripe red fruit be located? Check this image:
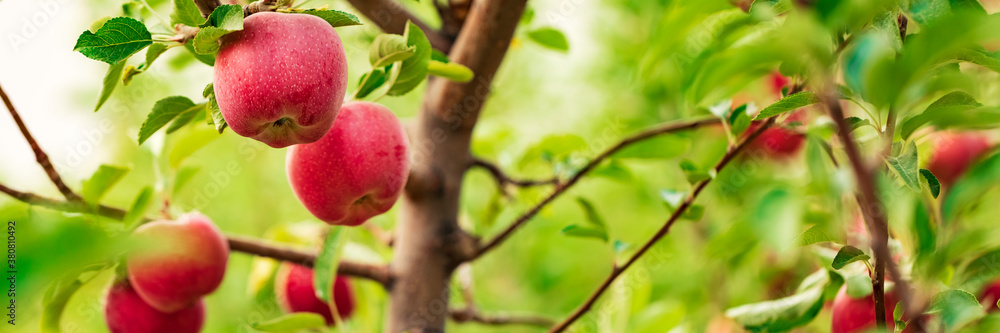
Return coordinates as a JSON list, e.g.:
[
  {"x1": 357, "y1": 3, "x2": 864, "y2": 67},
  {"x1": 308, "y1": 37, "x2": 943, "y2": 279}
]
[
  {"x1": 214, "y1": 12, "x2": 348, "y2": 148},
  {"x1": 274, "y1": 263, "x2": 355, "y2": 324},
  {"x1": 831, "y1": 286, "x2": 899, "y2": 333},
  {"x1": 126, "y1": 212, "x2": 229, "y2": 313},
  {"x1": 927, "y1": 133, "x2": 992, "y2": 188},
  {"x1": 980, "y1": 279, "x2": 1000, "y2": 312},
  {"x1": 746, "y1": 122, "x2": 805, "y2": 158},
  {"x1": 768, "y1": 72, "x2": 790, "y2": 97},
  {"x1": 286, "y1": 102, "x2": 410, "y2": 226},
  {"x1": 105, "y1": 281, "x2": 205, "y2": 333}
]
